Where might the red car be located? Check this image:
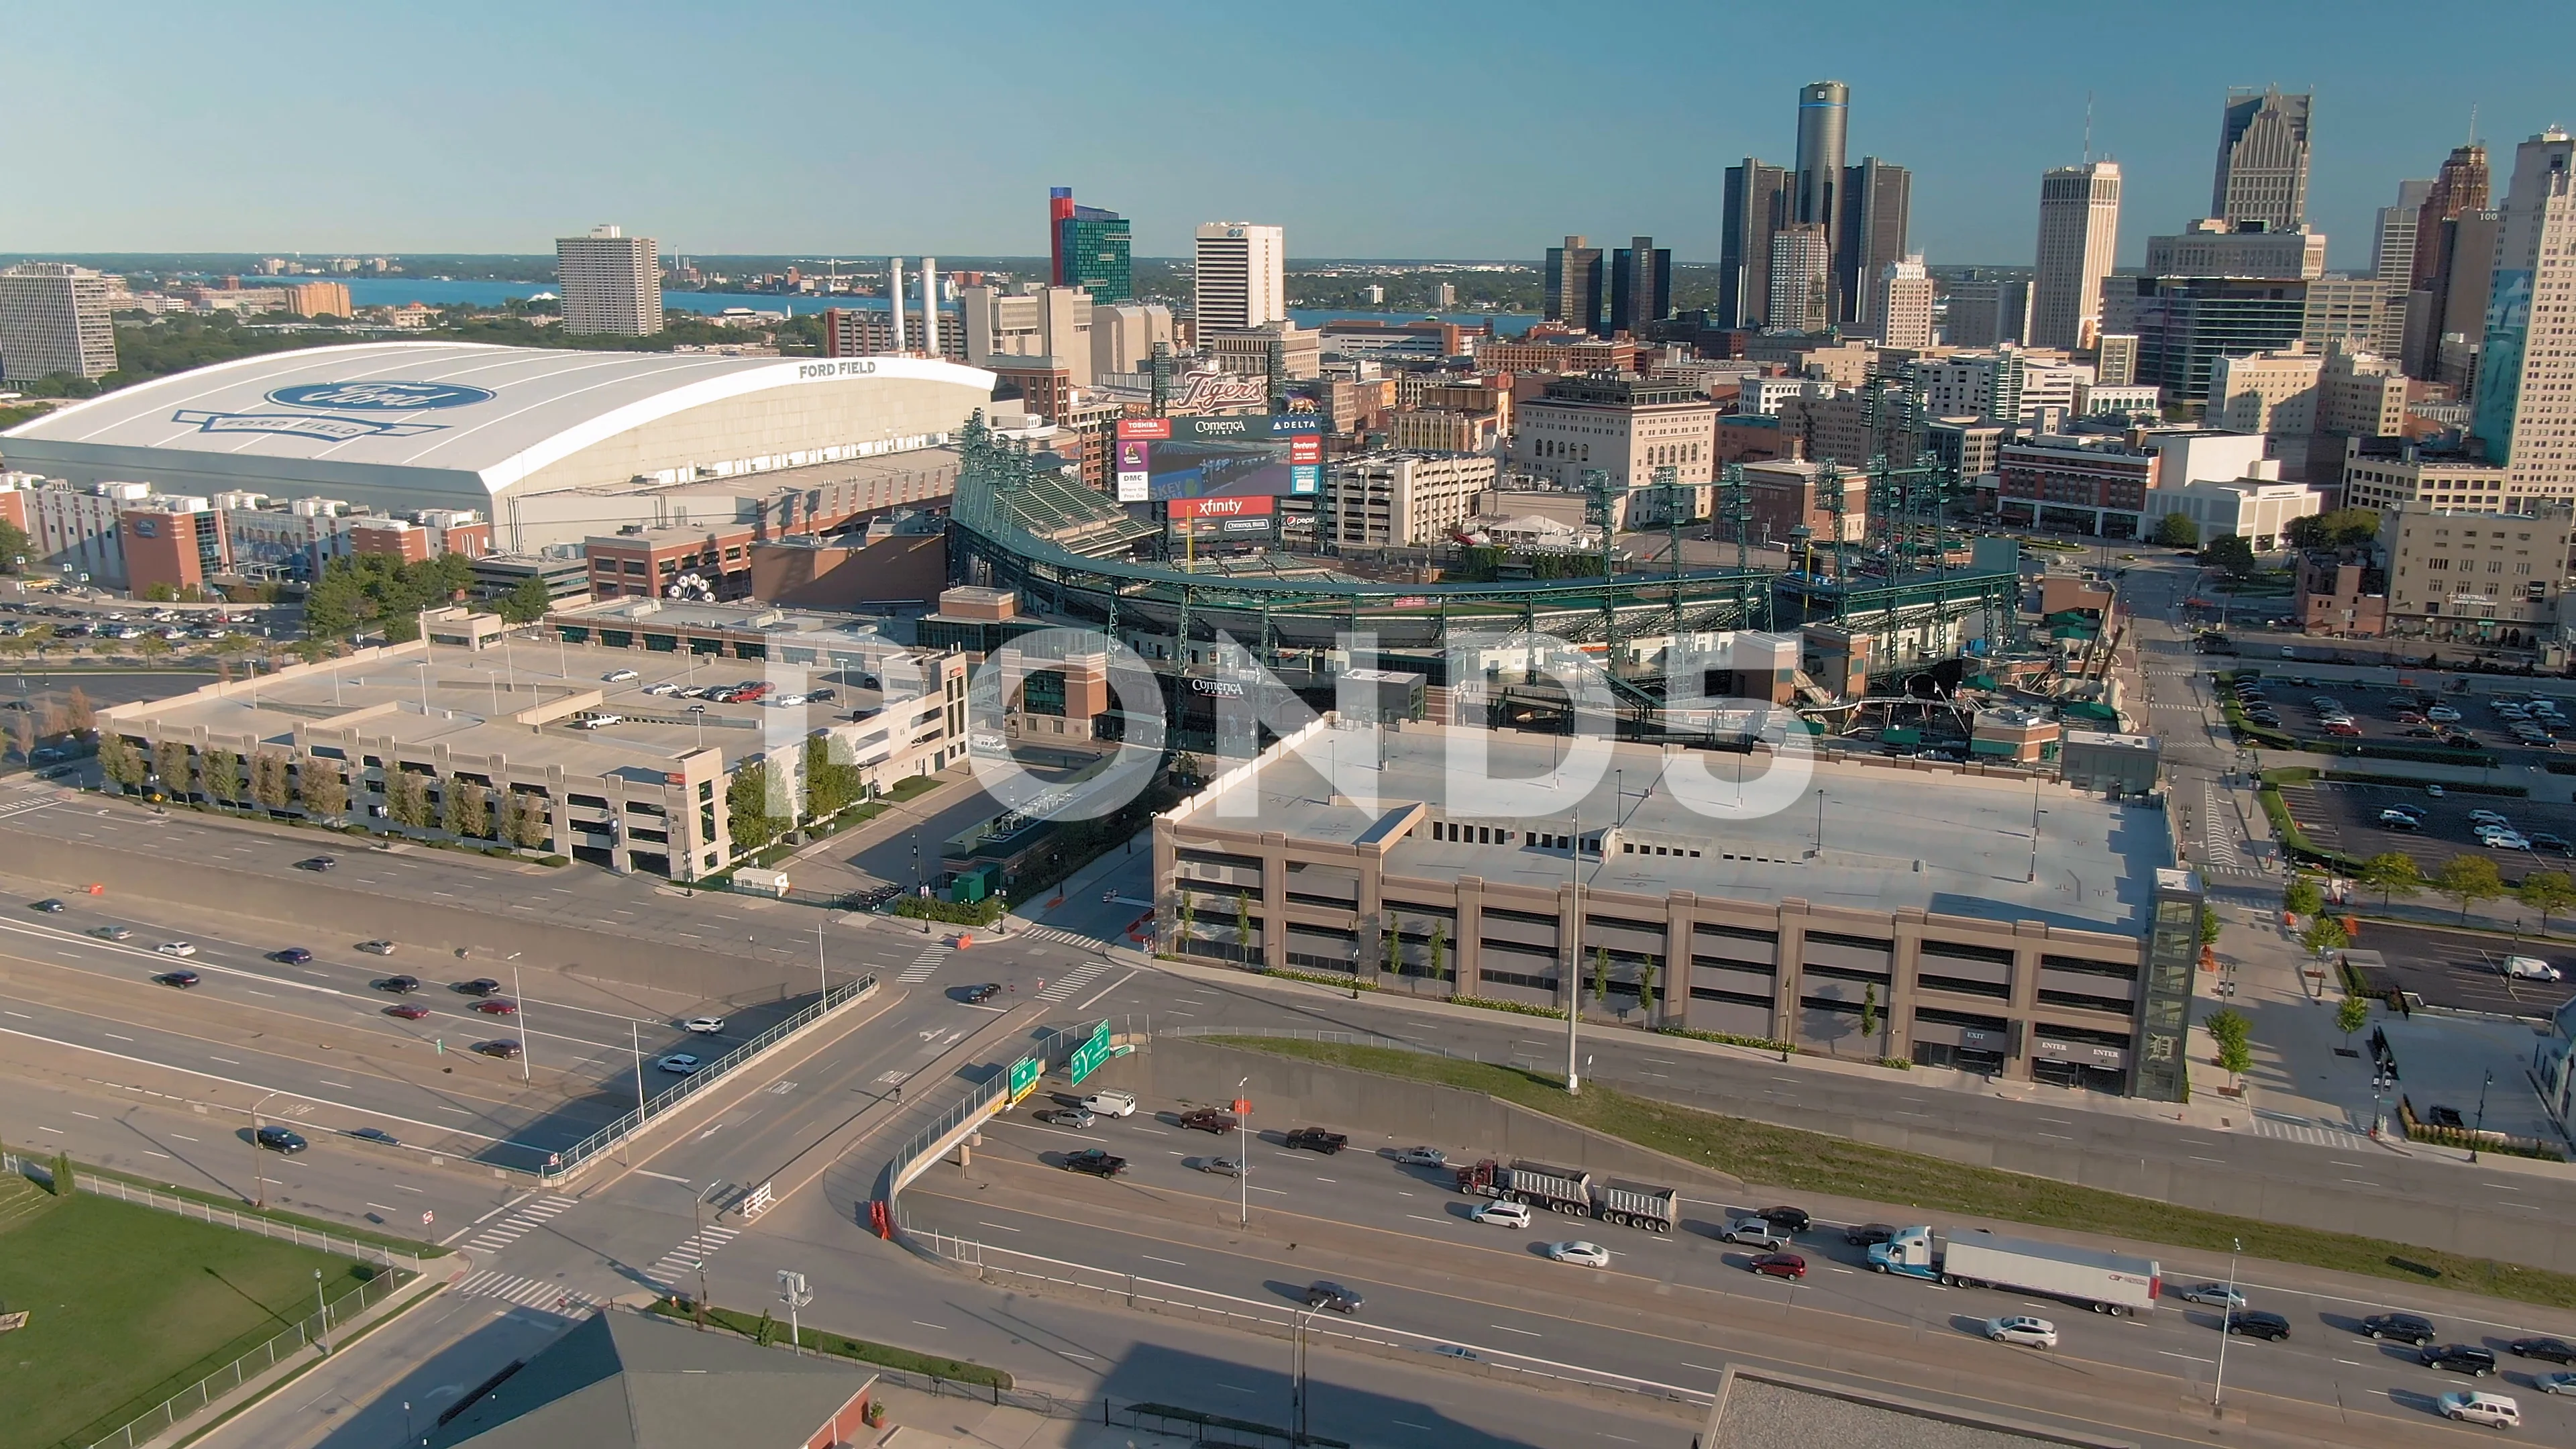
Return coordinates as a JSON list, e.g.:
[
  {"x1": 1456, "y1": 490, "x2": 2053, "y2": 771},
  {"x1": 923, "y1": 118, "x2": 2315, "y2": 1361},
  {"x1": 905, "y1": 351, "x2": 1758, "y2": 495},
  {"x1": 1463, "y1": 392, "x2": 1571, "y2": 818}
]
[
  {"x1": 472, "y1": 999, "x2": 519, "y2": 1016},
  {"x1": 385, "y1": 1004, "x2": 431, "y2": 1020},
  {"x1": 1748, "y1": 1252, "x2": 1807, "y2": 1280}
]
